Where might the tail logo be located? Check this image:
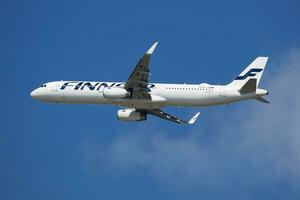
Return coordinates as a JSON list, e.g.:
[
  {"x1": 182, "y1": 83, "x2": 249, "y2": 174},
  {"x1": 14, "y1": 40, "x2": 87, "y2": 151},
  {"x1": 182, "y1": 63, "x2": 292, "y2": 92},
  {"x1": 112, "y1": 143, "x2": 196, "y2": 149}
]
[{"x1": 235, "y1": 68, "x2": 263, "y2": 80}]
